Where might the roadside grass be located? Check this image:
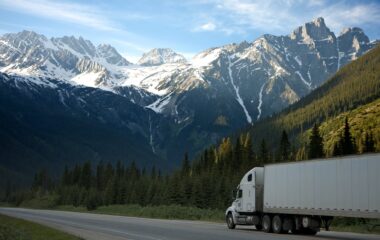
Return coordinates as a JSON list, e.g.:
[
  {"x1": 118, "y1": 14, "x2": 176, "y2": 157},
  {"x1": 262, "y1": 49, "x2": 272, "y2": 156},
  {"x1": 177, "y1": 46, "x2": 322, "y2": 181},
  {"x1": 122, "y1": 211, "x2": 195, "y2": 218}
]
[
  {"x1": 19, "y1": 195, "x2": 59, "y2": 209},
  {"x1": 0, "y1": 214, "x2": 83, "y2": 240},
  {"x1": 331, "y1": 217, "x2": 380, "y2": 234},
  {"x1": 56, "y1": 204, "x2": 225, "y2": 222}
]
